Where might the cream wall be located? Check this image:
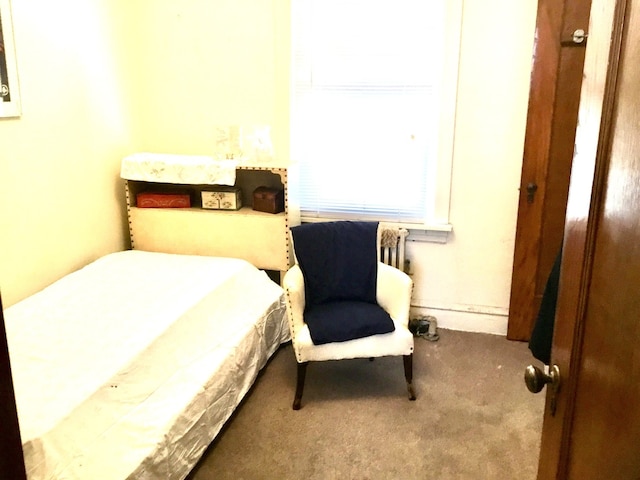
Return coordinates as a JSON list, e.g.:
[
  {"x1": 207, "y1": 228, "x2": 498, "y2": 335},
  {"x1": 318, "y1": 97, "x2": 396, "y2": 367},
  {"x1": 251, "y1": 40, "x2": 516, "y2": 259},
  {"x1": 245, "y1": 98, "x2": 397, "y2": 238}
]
[
  {"x1": 409, "y1": 0, "x2": 538, "y2": 334},
  {"x1": 126, "y1": 0, "x2": 537, "y2": 335},
  {"x1": 1, "y1": 0, "x2": 538, "y2": 335},
  {"x1": 129, "y1": 0, "x2": 291, "y2": 157},
  {"x1": 0, "y1": 0, "x2": 135, "y2": 307}
]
